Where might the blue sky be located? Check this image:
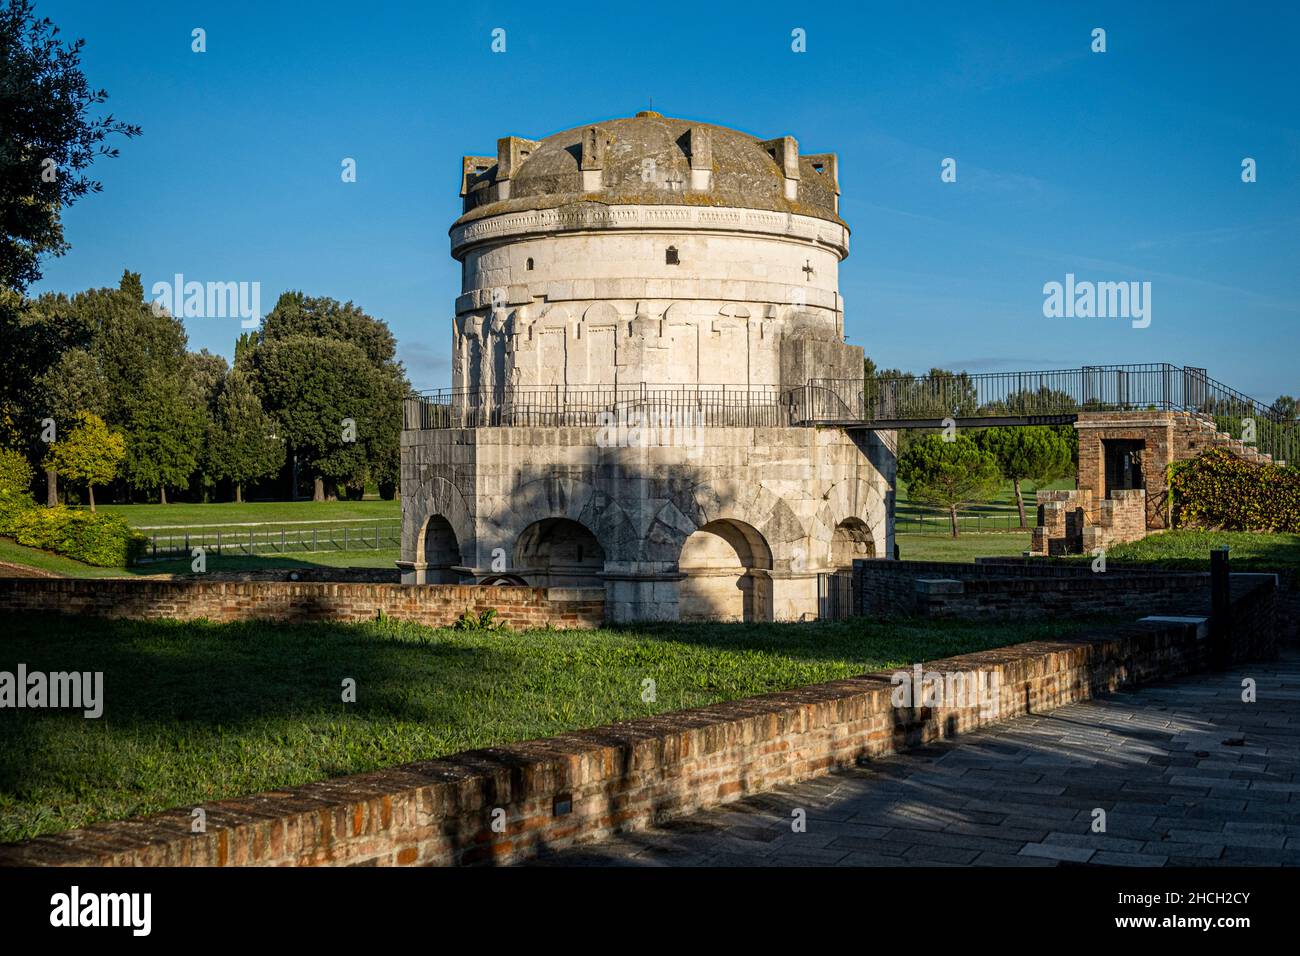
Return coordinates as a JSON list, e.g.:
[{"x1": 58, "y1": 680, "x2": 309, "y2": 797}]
[{"x1": 30, "y1": 0, "x2": 1300, "y2": 400}]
